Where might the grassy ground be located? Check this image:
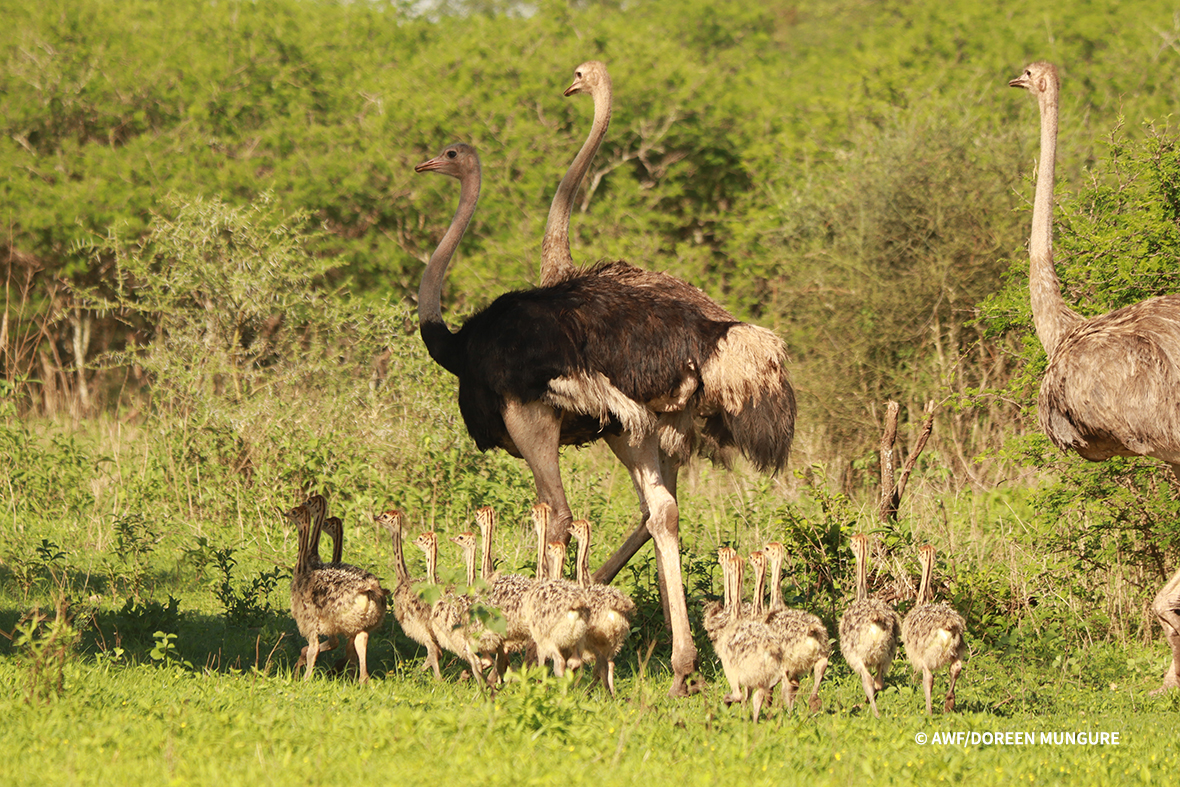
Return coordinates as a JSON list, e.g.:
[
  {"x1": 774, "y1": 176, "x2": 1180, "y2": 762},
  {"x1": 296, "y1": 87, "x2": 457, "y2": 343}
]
[{"x1": 1, "y1": 641, "x2": 1176, "y2": 787}]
